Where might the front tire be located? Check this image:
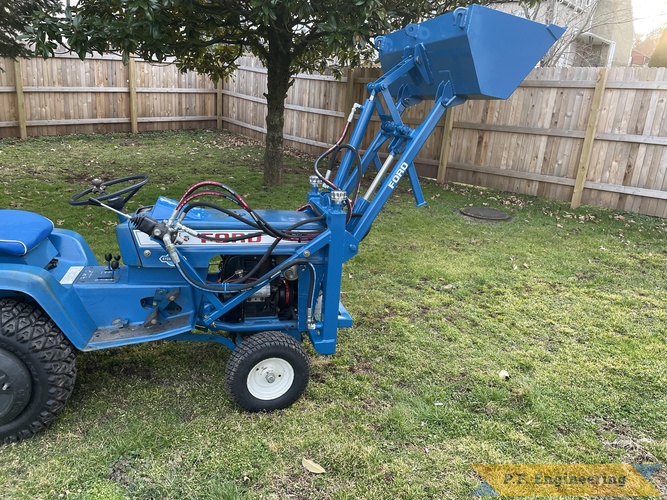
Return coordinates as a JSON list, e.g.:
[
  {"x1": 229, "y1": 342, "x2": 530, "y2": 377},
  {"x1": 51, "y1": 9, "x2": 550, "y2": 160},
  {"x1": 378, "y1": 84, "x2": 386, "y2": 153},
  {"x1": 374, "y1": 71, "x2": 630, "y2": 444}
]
[
  {"x1": 225, "y1": 331, "x2": 309, "y2": 412},
  {"x1": 0, "y1": 298, "x2": 77, "y2": 444}
]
